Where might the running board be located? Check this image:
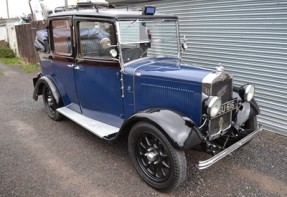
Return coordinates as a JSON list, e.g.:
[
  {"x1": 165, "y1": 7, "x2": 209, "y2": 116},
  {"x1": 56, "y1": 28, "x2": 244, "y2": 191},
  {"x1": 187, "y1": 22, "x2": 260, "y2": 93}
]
[
  {"x1": 198, "y1": 125, "x2": 263, "y2": 170},
  {"x1": 57, "y1": 107, "x2": 119, "y2": 139}
]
